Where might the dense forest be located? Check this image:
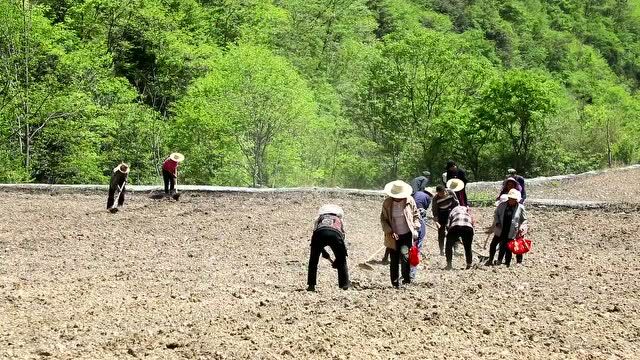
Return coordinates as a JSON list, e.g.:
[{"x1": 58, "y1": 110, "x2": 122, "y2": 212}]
[{"x1": 1, "y1": 0, "x2": 639, "y2": 188}]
